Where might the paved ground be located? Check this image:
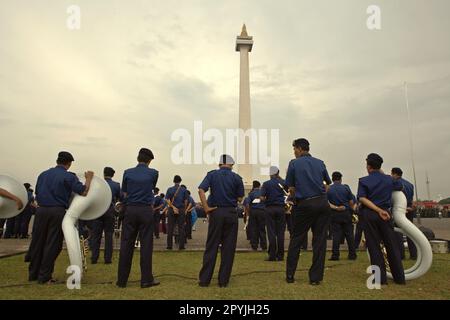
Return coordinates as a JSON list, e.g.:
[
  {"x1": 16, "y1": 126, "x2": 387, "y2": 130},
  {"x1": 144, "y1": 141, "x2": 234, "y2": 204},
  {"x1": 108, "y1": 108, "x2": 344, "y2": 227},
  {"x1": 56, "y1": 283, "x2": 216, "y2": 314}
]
[{"x1": 1, "y1": 218, "x2": 449, "y2": 257}]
